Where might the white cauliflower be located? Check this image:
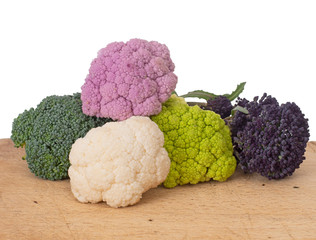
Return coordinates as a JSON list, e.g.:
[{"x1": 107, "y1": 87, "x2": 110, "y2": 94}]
[{"x1": 68, "y1": 116, "x2": 170, "y2": 208}]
